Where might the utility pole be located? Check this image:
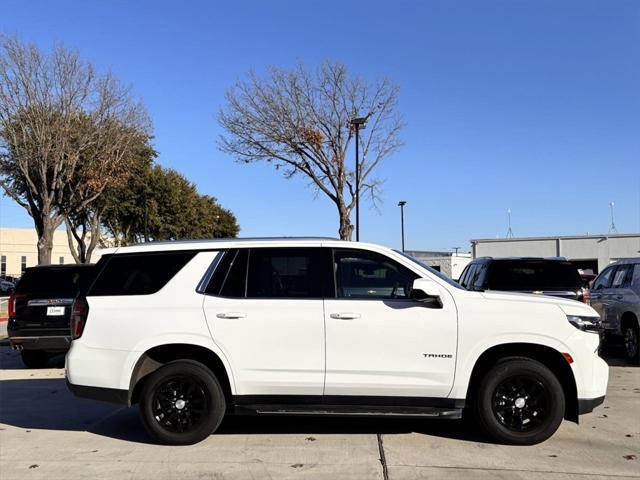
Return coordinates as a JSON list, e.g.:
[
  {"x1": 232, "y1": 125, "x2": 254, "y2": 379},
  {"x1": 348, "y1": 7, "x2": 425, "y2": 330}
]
[
  {"x1": 398, "y1": 201, "x2": 407, "y2": 252},
  {"x1": 350, "y1": 117, "x2": 367, "y2": 241}
]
